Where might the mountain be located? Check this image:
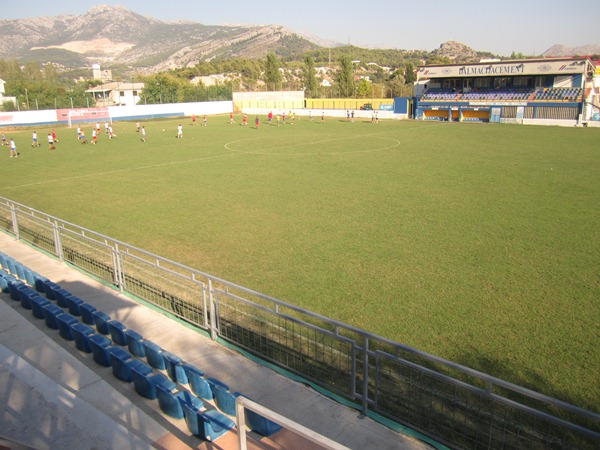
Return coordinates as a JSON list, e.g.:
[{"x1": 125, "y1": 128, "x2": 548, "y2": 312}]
[
  {"x1": 1, "y1": 5, "x2": 597, "y2": 76},
  {"x1": 542, "y1": 44, "x2": 600, "y2": 57},
  {"x1": 0, "y1": 4, "x2": 321, "y2": 73},
  {"x1": 430, "y1": 40, "x2": 495, "y2": 62}
]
